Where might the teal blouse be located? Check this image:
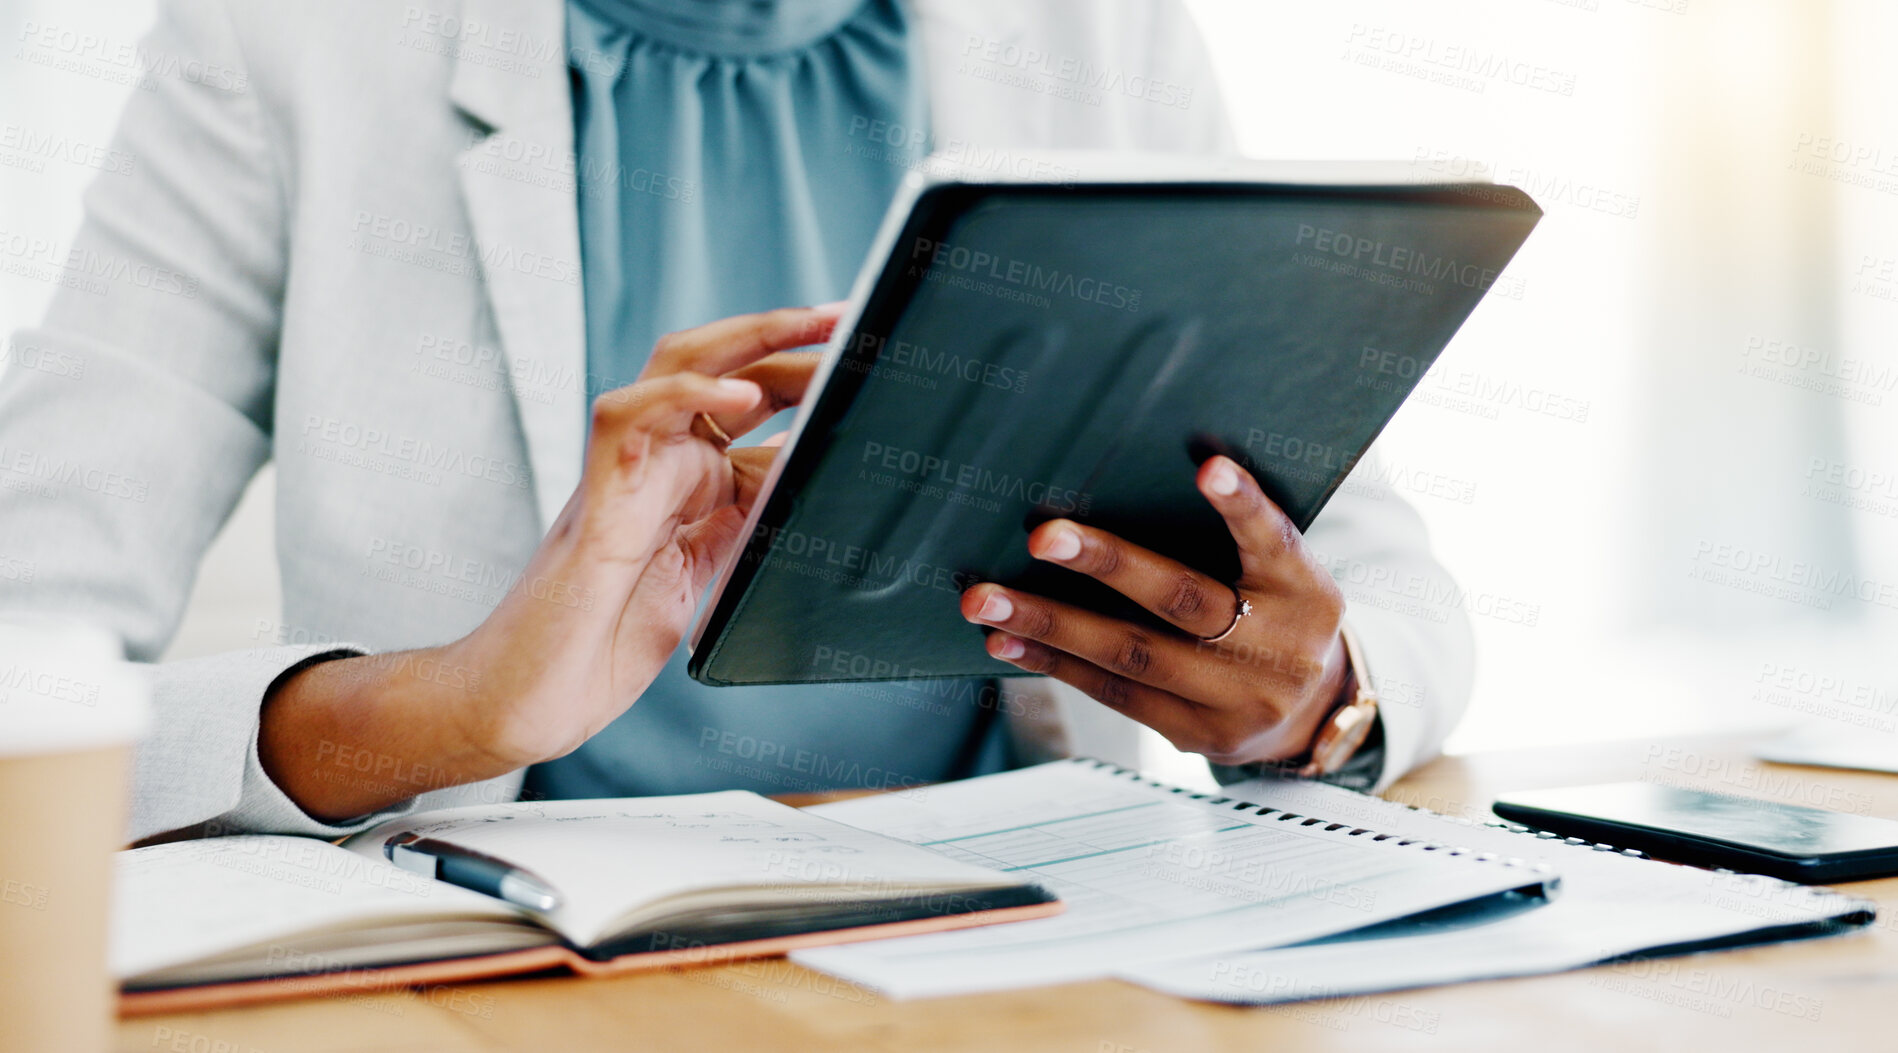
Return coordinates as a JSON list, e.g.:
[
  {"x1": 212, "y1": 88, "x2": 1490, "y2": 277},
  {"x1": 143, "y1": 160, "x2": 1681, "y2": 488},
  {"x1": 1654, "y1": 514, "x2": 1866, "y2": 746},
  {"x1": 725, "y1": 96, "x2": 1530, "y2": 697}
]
[{"x1": 524, "y1": 0, "x2": 1006, "y2": 801}]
